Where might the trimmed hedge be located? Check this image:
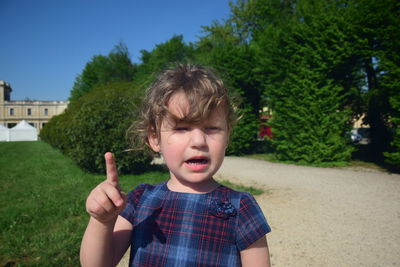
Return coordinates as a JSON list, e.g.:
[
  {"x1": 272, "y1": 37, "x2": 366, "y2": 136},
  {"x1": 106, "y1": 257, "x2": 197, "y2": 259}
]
[{"x1": 41, "y1": 82, "x2": 152, "y2": 174}]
